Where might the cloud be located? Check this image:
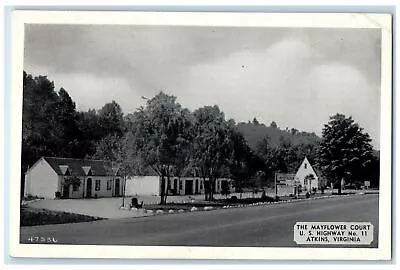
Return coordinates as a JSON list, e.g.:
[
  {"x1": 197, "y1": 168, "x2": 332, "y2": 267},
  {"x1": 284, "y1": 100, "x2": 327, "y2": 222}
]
[
  {"x1": 177, "y1": 37, "x2": 379, "y2": 147},
  {"x1": 23, "y1": 25, "x2": 381, "y2": 148}
]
